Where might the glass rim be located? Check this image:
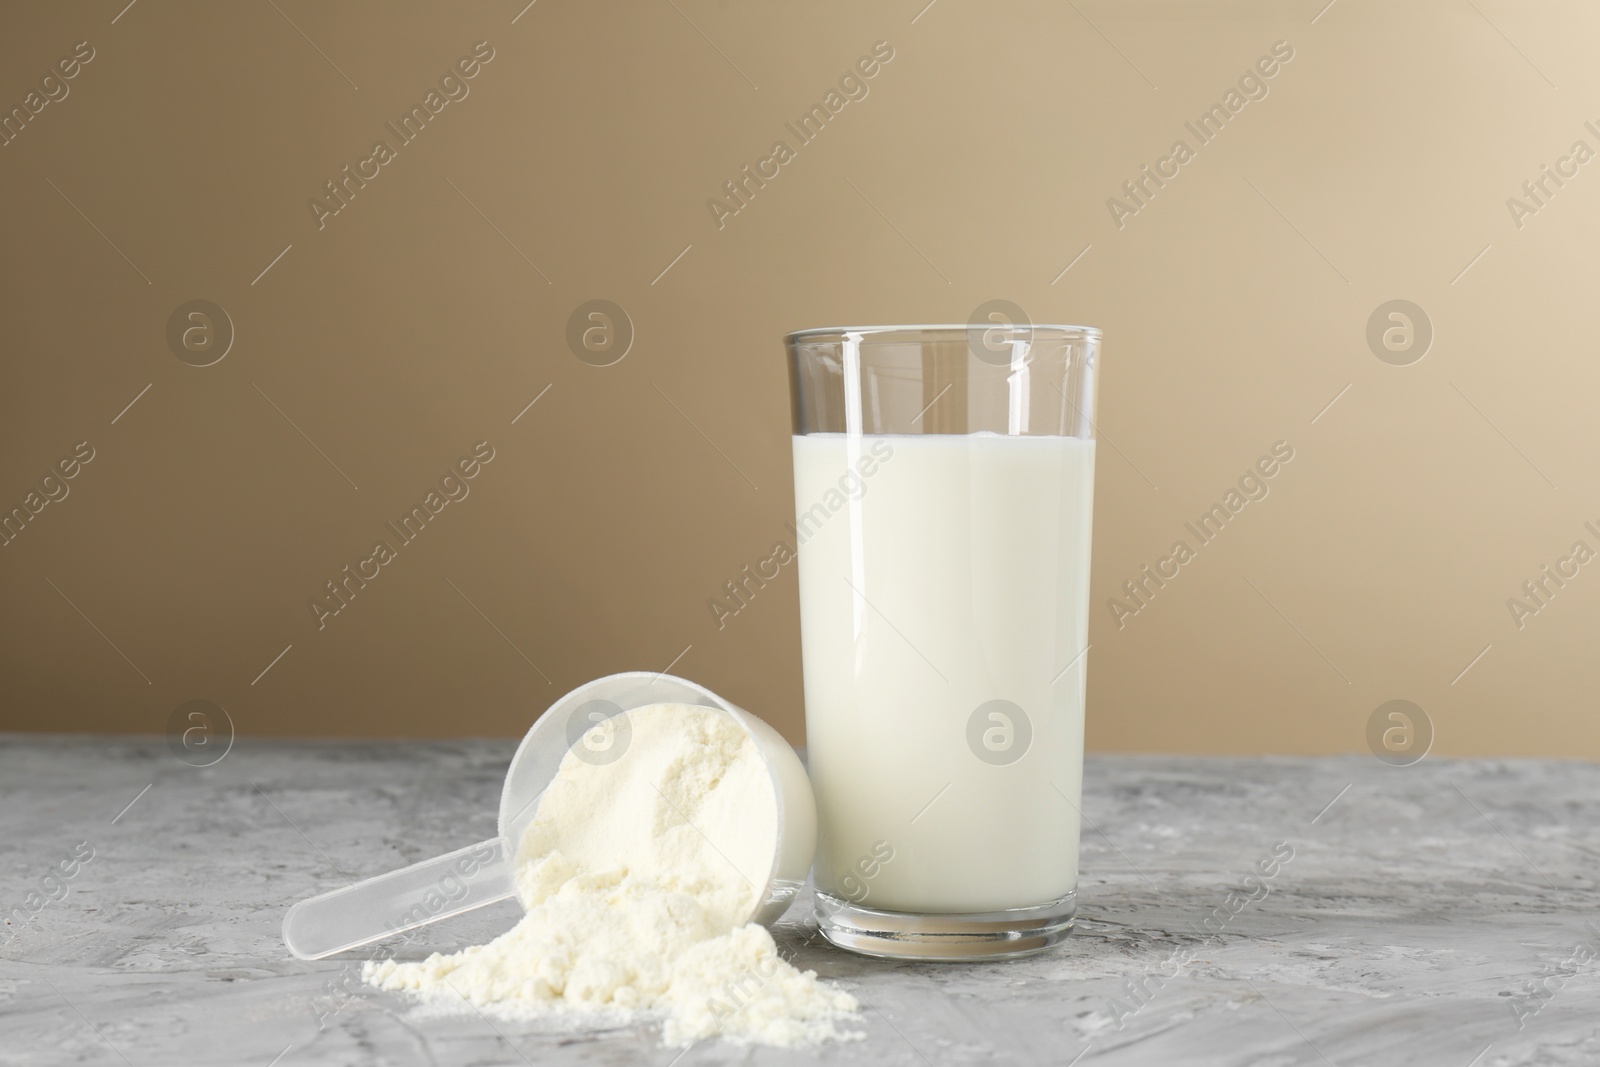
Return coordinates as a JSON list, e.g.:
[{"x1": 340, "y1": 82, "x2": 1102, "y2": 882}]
[{"x1": 785, "y1": 323, "x2": 1101, "y2": 344}]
